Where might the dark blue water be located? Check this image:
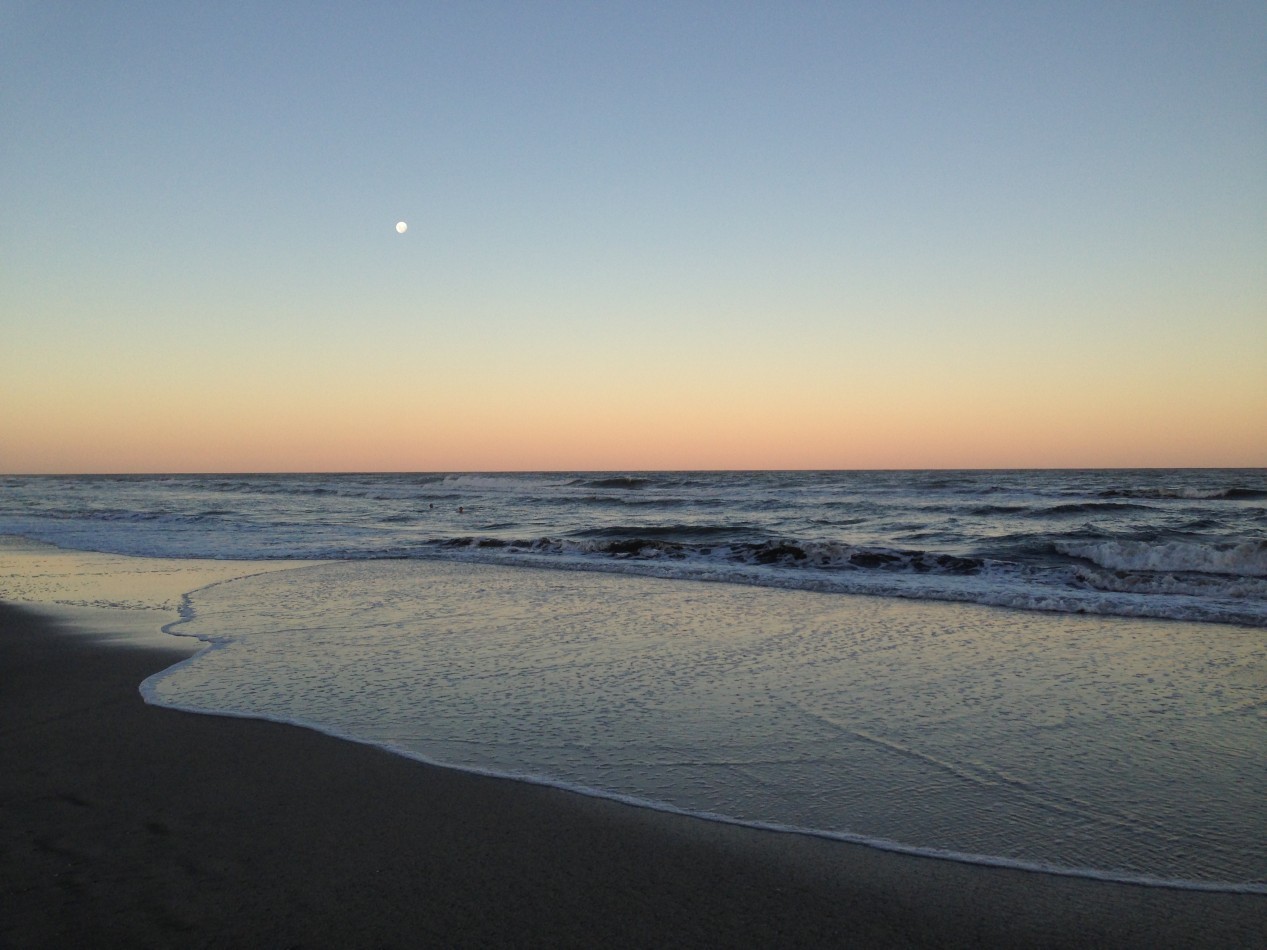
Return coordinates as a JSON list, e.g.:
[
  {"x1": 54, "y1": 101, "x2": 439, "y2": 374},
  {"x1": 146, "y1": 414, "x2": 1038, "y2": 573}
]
[{"x1": 2, "y1": 469, "x2": 1264, "y2": 625}]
